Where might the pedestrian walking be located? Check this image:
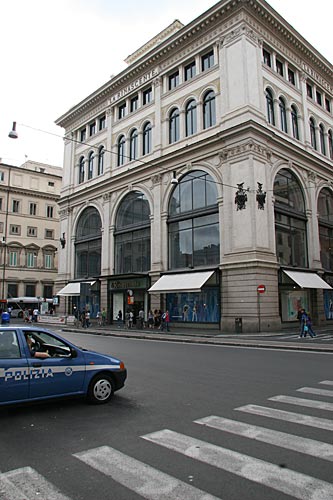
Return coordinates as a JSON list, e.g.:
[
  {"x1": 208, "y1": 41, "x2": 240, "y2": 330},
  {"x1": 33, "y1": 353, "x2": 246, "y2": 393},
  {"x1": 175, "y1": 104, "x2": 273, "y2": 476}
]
[
  {"x1": 299, "y1": 309, "x2": 316, "y2": 338},
  {"x1": 102, "y1": 308, "x2": 107, "y2": 326},
  {"x1": 148, "y1": 310, "x2": 154, "y2": 329},
  {"x1": 117, "y1": 310, "x2": 122, "y2": 328}
]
